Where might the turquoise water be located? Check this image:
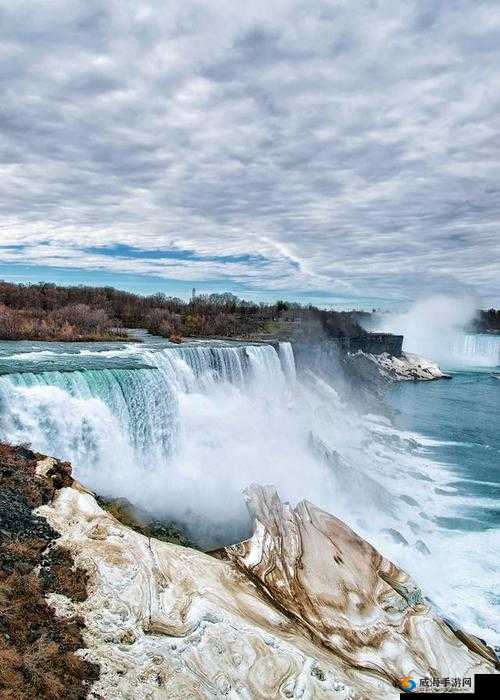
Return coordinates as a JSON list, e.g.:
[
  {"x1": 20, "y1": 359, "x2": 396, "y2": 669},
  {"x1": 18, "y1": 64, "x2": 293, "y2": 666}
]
[
  {"x1": 387, "y1": 369, "x2": 499, "y2": 642},
  {"x1": 388, "y1": 371, "x2": 499, "y2": 532}
]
